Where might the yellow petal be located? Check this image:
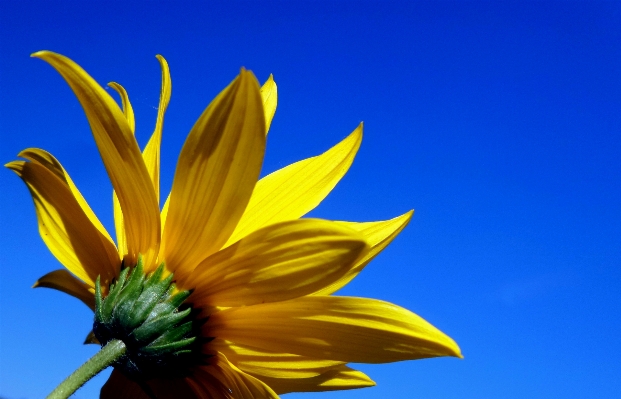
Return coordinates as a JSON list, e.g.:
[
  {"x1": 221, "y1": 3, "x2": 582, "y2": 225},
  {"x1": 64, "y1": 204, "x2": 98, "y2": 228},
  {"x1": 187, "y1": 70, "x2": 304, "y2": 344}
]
[
  {"x1": 112, "y1": 192, "x2": 127, "y2": 258},
  {"x1": 196, "y1": 353, "x2": 280, "y2": 399},
  {"x1": 256, "y1": 365, "x2": 375, "y2": 394},
  {"x1": 7, "y1": 160, "x2": 119, "y2": 287},
  {"x1": 187, "y1": 219, "x2": 368, "y2": 307},
  {"x1": 209, "y1": 296, "x2": 462, "y2": 364},
  {"x1": 107, "y1": 82, "x2": 134, "y2": 258},
  {"x1": 142, "y1": 54, "x2": 171, "y2": 202},
  {"x1": 163, "y1": 70, "x2": 265, "y2": 276},
  {"x1": 225, "y1": 123, "x2": 362, "y2": 247},
  {"x1": 32, "y1": 51, "x2": 160, "y2": 268},
  {"x1": 211, "y1": 339, "x2": 344, "y2": 379},
  {"x1": 17, "y1": 148, "x2": 115, "y2": 247},
  {"x1": 33, "y1": 269, "x2": 95, "y2": 310},
  {"x1": 313, "y1": 210, "x2": 413, "y2": 295},
  {"x1": 107, "y1": 82, "x2": 135, "y2": 134},
  {"x1": 260, "y1": 74, "x2": 277, "y2": 133}
]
